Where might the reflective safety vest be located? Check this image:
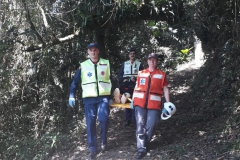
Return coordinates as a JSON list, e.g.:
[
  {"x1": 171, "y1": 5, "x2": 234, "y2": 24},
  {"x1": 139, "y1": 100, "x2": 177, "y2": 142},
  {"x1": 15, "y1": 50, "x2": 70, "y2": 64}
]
[
  {"x1": 81, "y1": 58, "x2": 112, "y2": 98},
  {"x1": 133, "y1": 69, "x2": 166, "y2": 110},
  {"x1": 123, "y1": 60, "x2": 141, "y2": 78}
]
